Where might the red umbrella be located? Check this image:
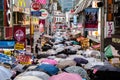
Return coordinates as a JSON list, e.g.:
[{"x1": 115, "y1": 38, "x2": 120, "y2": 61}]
[{"x1": 48, "y1": 72, "x2": 82, "y2": 80}]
